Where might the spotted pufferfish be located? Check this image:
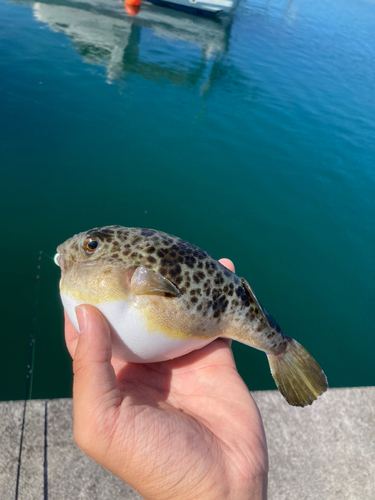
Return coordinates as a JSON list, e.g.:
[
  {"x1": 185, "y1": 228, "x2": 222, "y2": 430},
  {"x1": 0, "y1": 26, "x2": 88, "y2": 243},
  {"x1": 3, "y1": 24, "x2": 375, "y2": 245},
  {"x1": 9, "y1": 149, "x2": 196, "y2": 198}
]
[{"x1": 55, "y1": 225, "x2": 328, "y2": 407}]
